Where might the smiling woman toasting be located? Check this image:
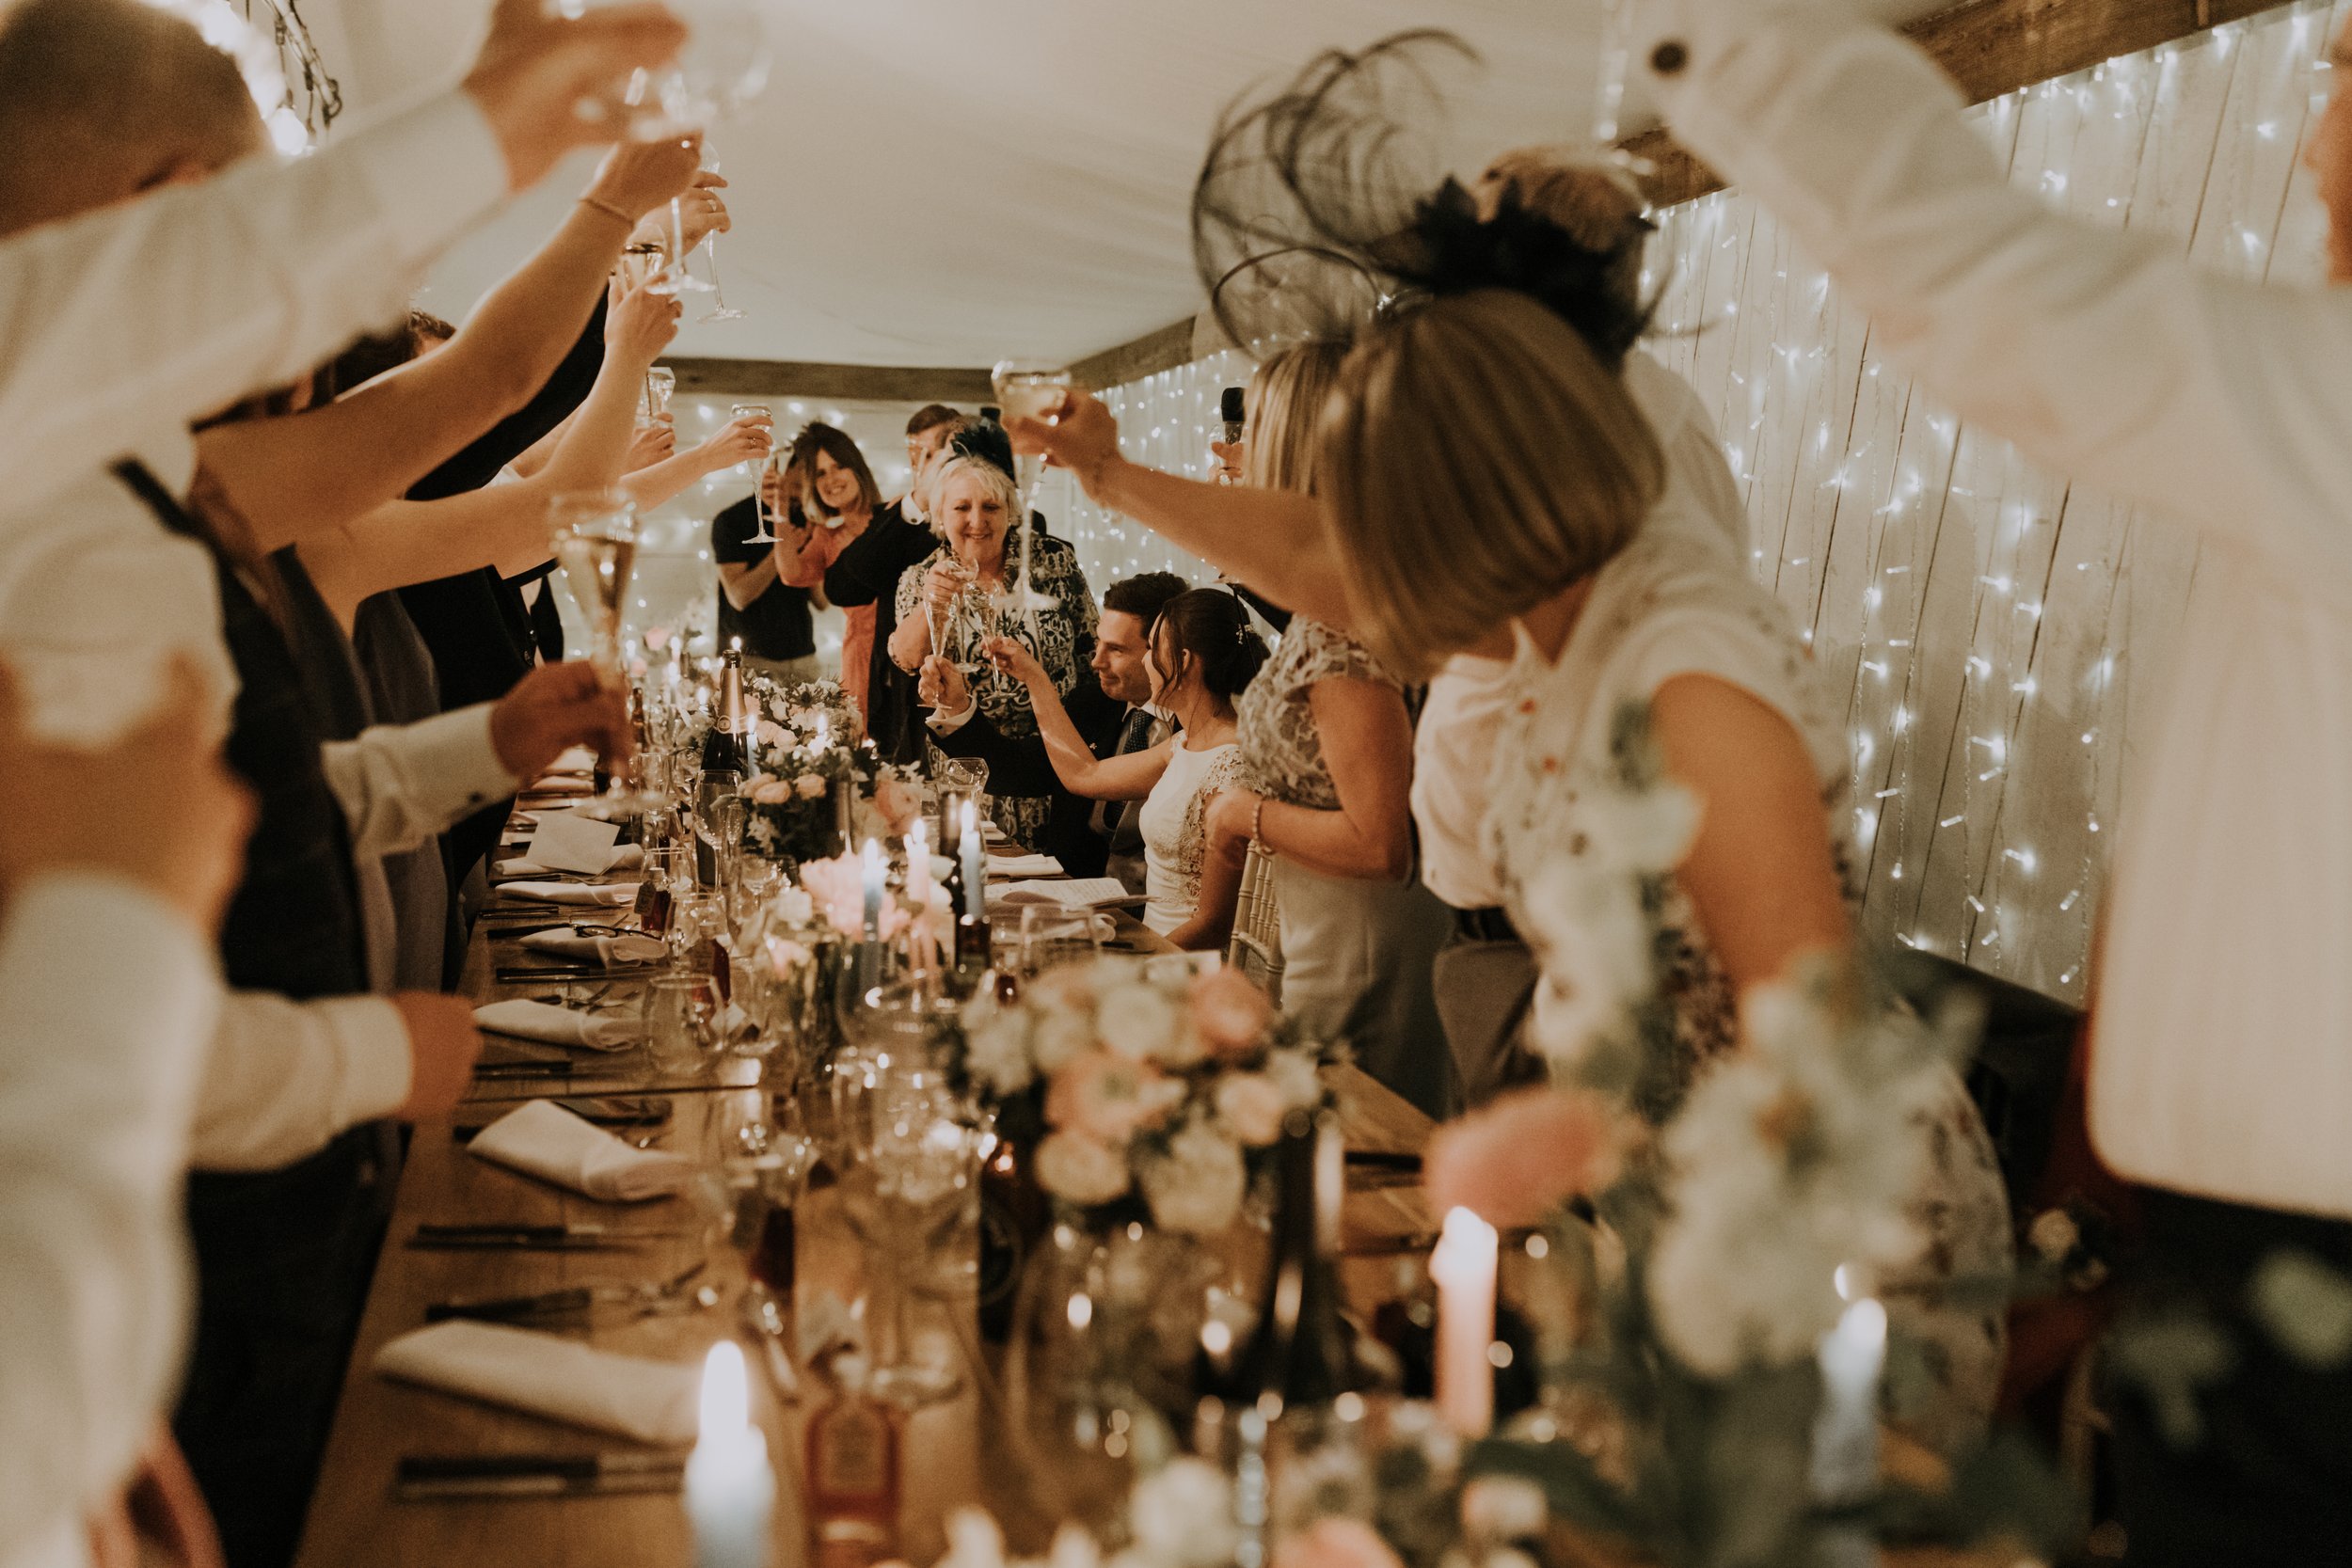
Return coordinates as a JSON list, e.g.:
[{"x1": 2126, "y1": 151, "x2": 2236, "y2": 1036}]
[
  {"x1": 774, "y1": 422, "x2": 882, "y2": 712},
  {"x1": 890, "y1": 455, "x2": 1098, "y2": 847}
]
